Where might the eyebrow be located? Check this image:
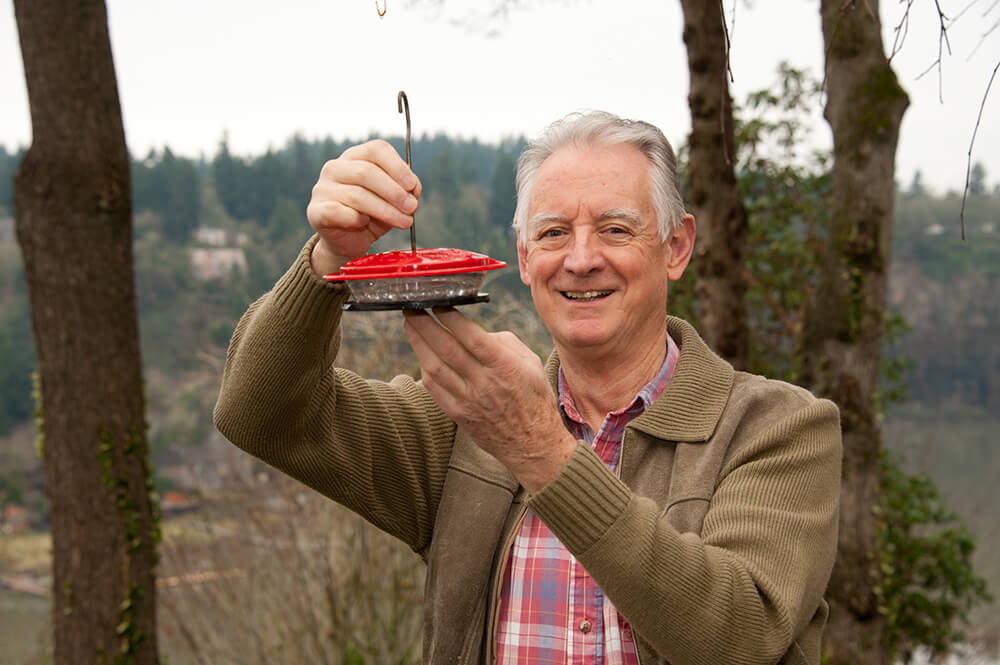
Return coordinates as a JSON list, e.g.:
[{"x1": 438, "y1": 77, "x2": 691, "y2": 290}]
[
  {"x1": 597, "y1": 208, "x2": 642, "y2": 226},
  {"x1": 527, "y1": 212, "x2": 566, "y2": 229},
  {"x1": 527, "y1": 208, "x2": 643, "y2": 232}
]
